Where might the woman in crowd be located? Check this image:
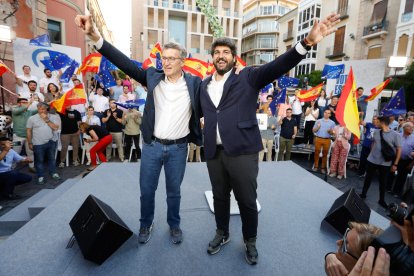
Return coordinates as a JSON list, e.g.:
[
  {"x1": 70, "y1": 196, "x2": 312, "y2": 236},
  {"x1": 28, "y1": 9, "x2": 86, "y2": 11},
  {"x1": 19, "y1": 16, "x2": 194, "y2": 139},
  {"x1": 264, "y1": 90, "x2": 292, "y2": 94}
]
[
  {"x1": 78, "y1": 122, "x2": 112, "y2": 171},
  {"x1": 329, "y1": 125, "x2": 351, "y2": 179},
  {"x1": 303, "y1": 100, "x2": 319, "y2": 148},
  {"x1": 325, "y1": 222, "x2": 383, "y2": 276},
  {"x1": 81, "y1": 106, "x2": 101, "y2": 165},
  {"x1": 44, "y1": 83, "x2": 62, "y2": 113},
  {"x1": 316, "y1": 89, "x2": 331, "y2": 119}
]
